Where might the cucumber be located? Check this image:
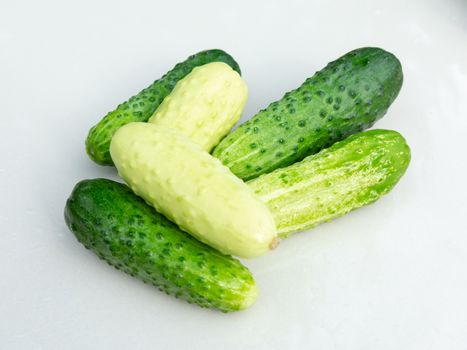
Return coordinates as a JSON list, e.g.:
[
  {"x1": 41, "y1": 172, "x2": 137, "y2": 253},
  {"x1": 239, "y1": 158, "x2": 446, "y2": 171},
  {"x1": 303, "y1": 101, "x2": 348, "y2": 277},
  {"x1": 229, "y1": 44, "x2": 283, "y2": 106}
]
[
  {"x1": 110, "y1": 122, "x2": 277, "y2": 258},
  {"x1": 248, "y1": 129, "x2": 411, "y2": 237},
  {"x1": 149, "y1": 62, "x2": 247, "y2": 152},
  {"x1": 64, "y1": 179, "x2": 258, "y2": 312},
  {"x1": 213, "y1": 47, "x2": 403, "y2": 180},
  {"x1": 86, "y1": 49, "x2": 241, "y2": 165}
]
